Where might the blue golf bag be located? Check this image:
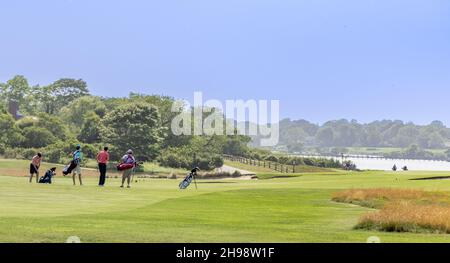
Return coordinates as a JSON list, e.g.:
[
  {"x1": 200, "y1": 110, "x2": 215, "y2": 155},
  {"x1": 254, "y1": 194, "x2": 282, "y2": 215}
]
[
  {"x1": 39, "y1": 170, "x2": 55, "y2": 184},
  {"x1": 179, "y1": 168, "x2": 199, "y2": 190}
]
